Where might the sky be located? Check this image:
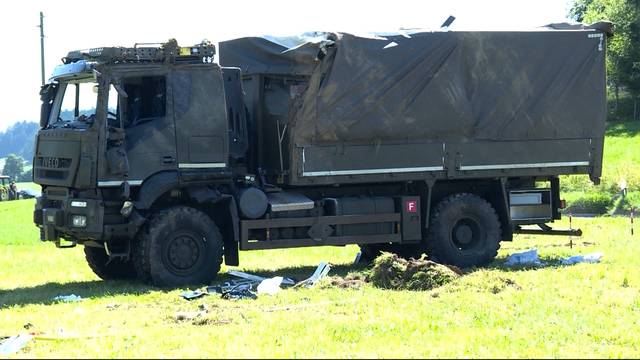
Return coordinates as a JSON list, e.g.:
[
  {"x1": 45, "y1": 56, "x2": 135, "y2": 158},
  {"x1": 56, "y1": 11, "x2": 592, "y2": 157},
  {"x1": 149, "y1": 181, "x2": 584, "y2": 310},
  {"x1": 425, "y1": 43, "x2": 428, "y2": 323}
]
[{"x1": 0, "y1": 0, "x2": 574, "y2": 131}]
